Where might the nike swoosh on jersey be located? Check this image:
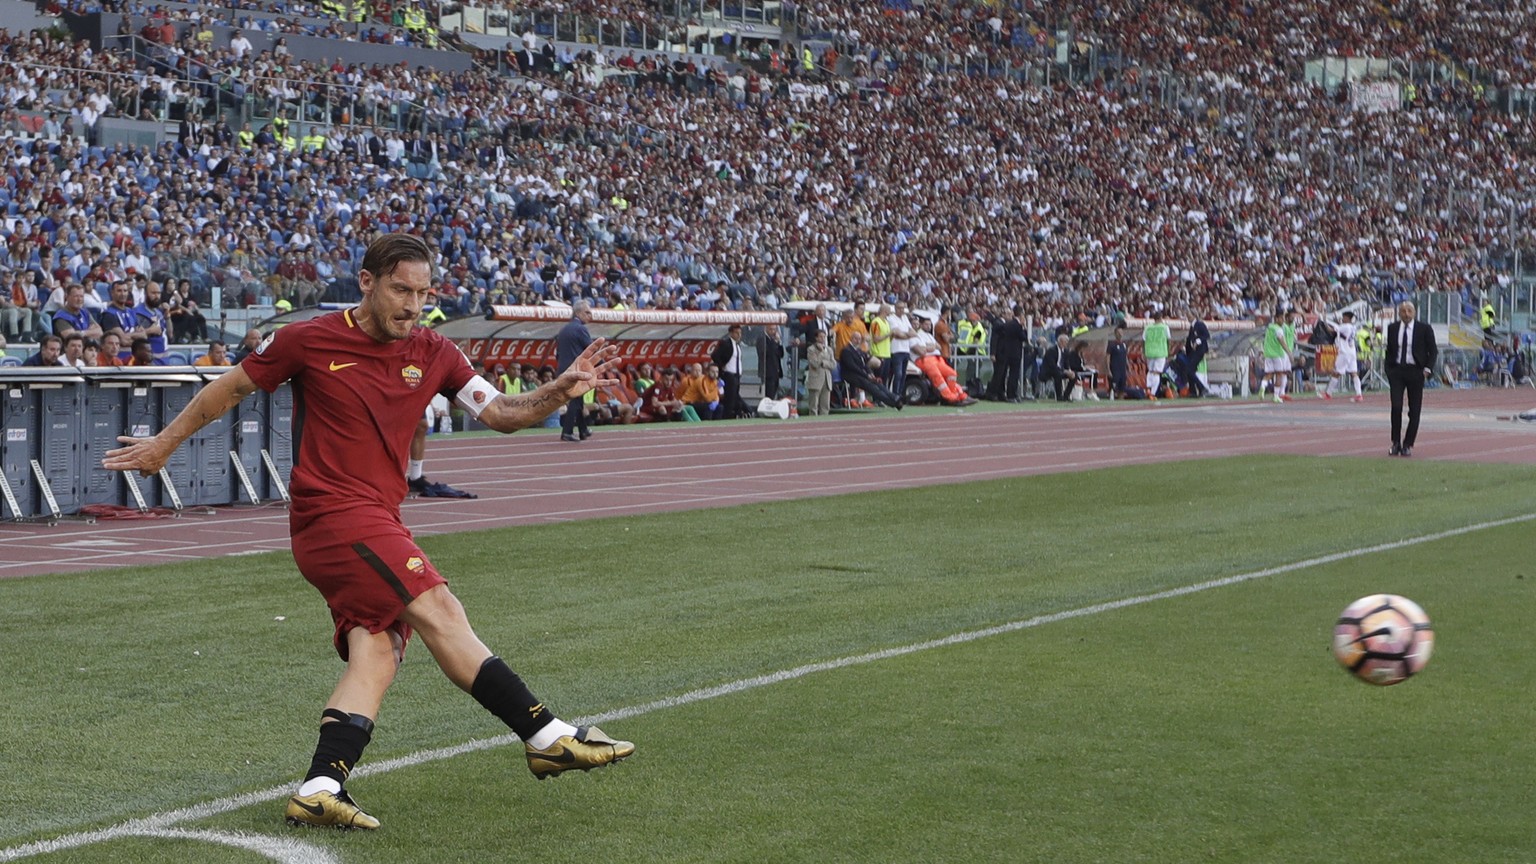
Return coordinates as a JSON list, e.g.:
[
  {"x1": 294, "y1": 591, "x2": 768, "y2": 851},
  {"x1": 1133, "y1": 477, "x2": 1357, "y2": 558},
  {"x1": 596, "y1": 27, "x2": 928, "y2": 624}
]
[{"x1": 328, "y1": 361, "x2": 358, "y2": 371}]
